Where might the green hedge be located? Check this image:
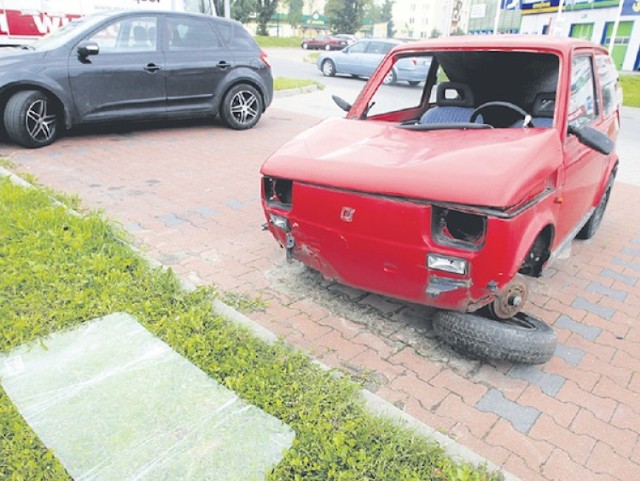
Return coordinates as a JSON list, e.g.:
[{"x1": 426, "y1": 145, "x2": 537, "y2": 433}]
[
  {"x1": 620, "y1": 74, "x2": 640, "y2": 108},
  {"x1": 256, "y1": 36, "x2": 304, "y2": 48}
]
